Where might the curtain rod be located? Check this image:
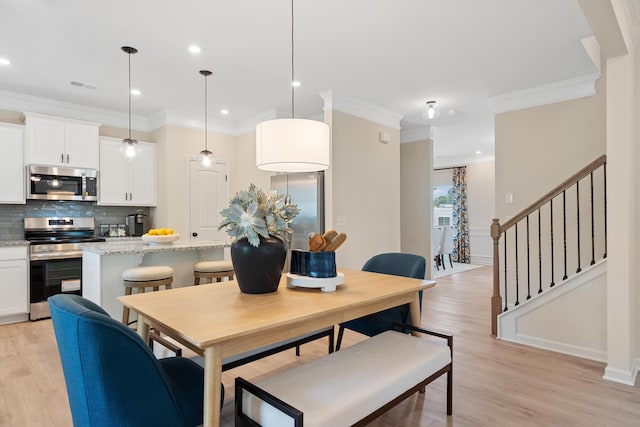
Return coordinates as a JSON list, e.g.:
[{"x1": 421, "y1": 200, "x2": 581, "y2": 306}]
[{"x1": 434, "y1": 165, "x2": 466, "y2": 171}]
